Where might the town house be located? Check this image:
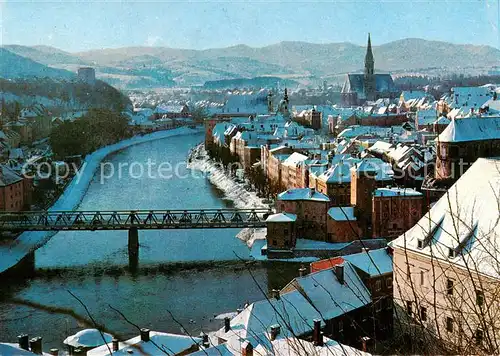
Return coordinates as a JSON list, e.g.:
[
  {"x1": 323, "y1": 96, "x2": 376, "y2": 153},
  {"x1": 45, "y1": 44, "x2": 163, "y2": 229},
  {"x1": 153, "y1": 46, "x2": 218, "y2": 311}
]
[{"x1": 390, "y1": 157, "x2": 500, "y2": 354}]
